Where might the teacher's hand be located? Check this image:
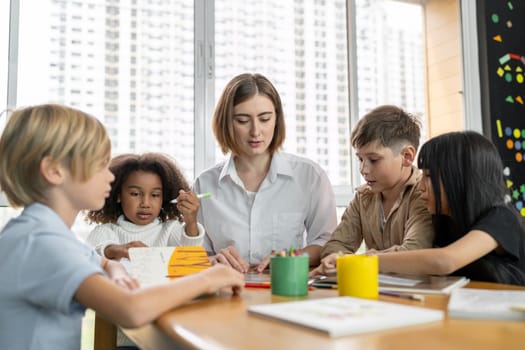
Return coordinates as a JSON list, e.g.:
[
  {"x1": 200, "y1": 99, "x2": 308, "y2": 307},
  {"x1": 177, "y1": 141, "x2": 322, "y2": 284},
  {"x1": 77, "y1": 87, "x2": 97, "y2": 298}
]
[
  {"x1": 254, "y1": 252, "x2": 274, "y2": 273},
  {"x1": 215, "y1": 245, "x2": 250, "y2": 273}
]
